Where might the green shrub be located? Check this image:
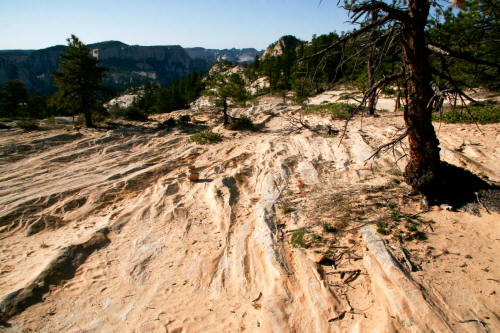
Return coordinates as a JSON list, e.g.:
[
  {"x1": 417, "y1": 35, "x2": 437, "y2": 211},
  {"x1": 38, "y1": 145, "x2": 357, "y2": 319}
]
[
  {"x1": 123, "y1": 106, "x2": 148, "y2": 121},
  {"x1": 389, "y1": 209, "x2": 401, "y2": 222},
  {"x1": 432, "y1": 104, "x2": 500, "y2": 124},
  {"x1": 381, "y1": 86, "x2": 397, "y2": 95},
  {"x1": 282, "y1": 201, "x2": 295, "y2": 214},
  {"x1": 376, "y1": 221, "x2": 389, "y2": 235},
  {"x1": 303, "y1": 102, "x2": 361, "y2": 119},
  {"x1": 228, "y1": 115, "x2": 254, "y2": 130},
  {"x1": 43, "y1": 116, "x2": 56, "y2": 125},
  {"x1": 291, "y1": 229, "x2": 310, "y2": 249},
  {"x1": 188, "y1": 130, "x2": 222, "y2": 144},
  {"x1": 158, "y1": 117, "x2": 176, "y2": 129},
  {"x1": 322, "y1": 222, "x2": 336, "y2": 233},
  {"x1": 179, "y1": 114, "x2": 190, "y2": 124},
  {"x1": 16, "y1": 119, "x2": 39, "y2": 131}
]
